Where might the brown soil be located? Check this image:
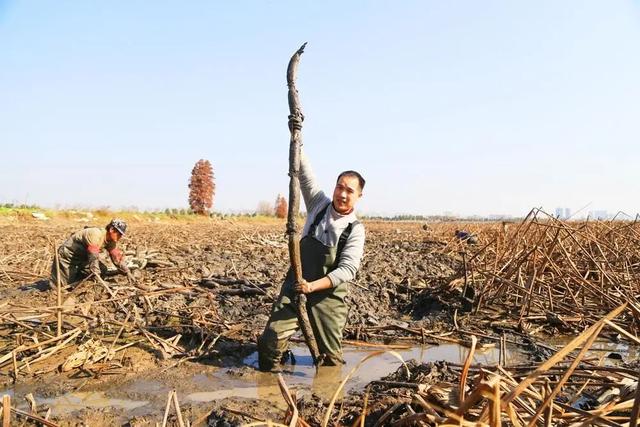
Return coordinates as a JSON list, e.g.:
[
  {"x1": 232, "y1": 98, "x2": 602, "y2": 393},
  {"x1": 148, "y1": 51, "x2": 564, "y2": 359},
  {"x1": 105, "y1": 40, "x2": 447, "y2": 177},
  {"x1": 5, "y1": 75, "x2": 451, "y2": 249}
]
[{"x1": 0, "y1": 216, "x2": 636, "y2": 425}]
